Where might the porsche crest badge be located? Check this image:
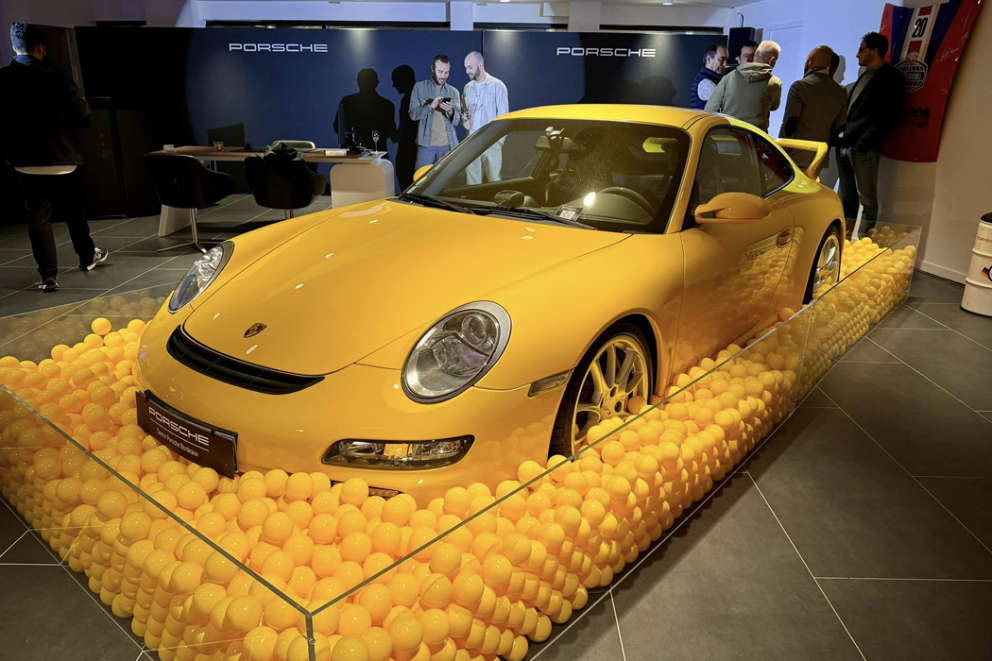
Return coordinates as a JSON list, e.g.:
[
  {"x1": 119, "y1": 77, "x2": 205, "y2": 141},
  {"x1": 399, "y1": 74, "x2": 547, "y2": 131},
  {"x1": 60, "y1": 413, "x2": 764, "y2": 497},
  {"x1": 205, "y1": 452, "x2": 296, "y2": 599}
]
[{"x1": 244, "y1": 323, "x2": 267, "y2": 338}]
